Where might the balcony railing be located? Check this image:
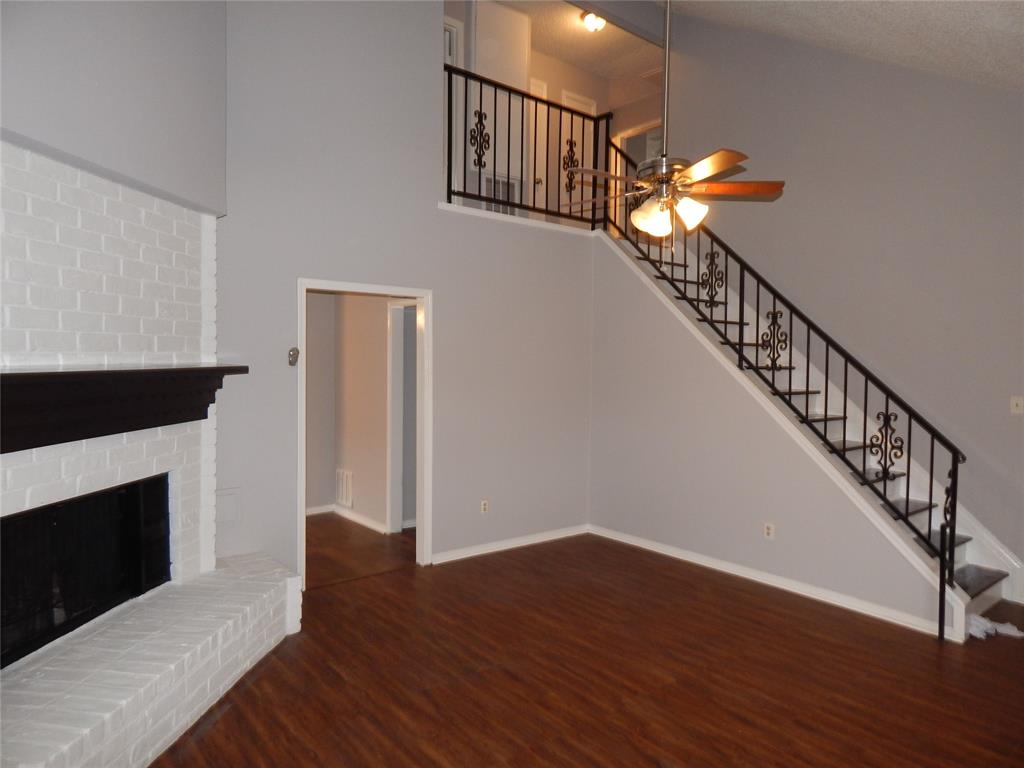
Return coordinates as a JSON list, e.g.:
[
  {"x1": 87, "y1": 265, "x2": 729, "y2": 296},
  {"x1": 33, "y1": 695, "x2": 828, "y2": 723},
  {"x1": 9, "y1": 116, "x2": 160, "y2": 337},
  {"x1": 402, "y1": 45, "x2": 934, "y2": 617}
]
[{"x1": 444, "y1": 66, "x2": 967, "y2": 640}]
